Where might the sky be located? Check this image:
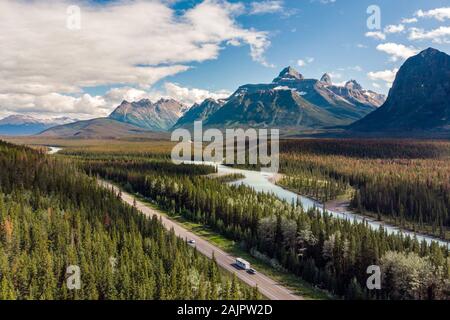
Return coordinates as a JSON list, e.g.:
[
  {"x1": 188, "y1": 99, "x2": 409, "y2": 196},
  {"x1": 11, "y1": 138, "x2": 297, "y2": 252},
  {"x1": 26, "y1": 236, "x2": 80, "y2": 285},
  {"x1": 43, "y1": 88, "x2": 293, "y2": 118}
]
[{"x1": 0, "y1": 0, "x2": 449, "y2": 119}]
